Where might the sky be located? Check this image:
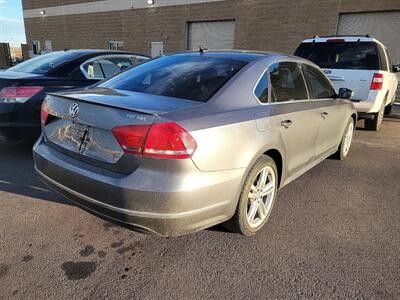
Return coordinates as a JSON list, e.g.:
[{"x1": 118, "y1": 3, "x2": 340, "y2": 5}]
[{"x1": 0, "y1": 0, "x2": 26, "y2": 47}]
